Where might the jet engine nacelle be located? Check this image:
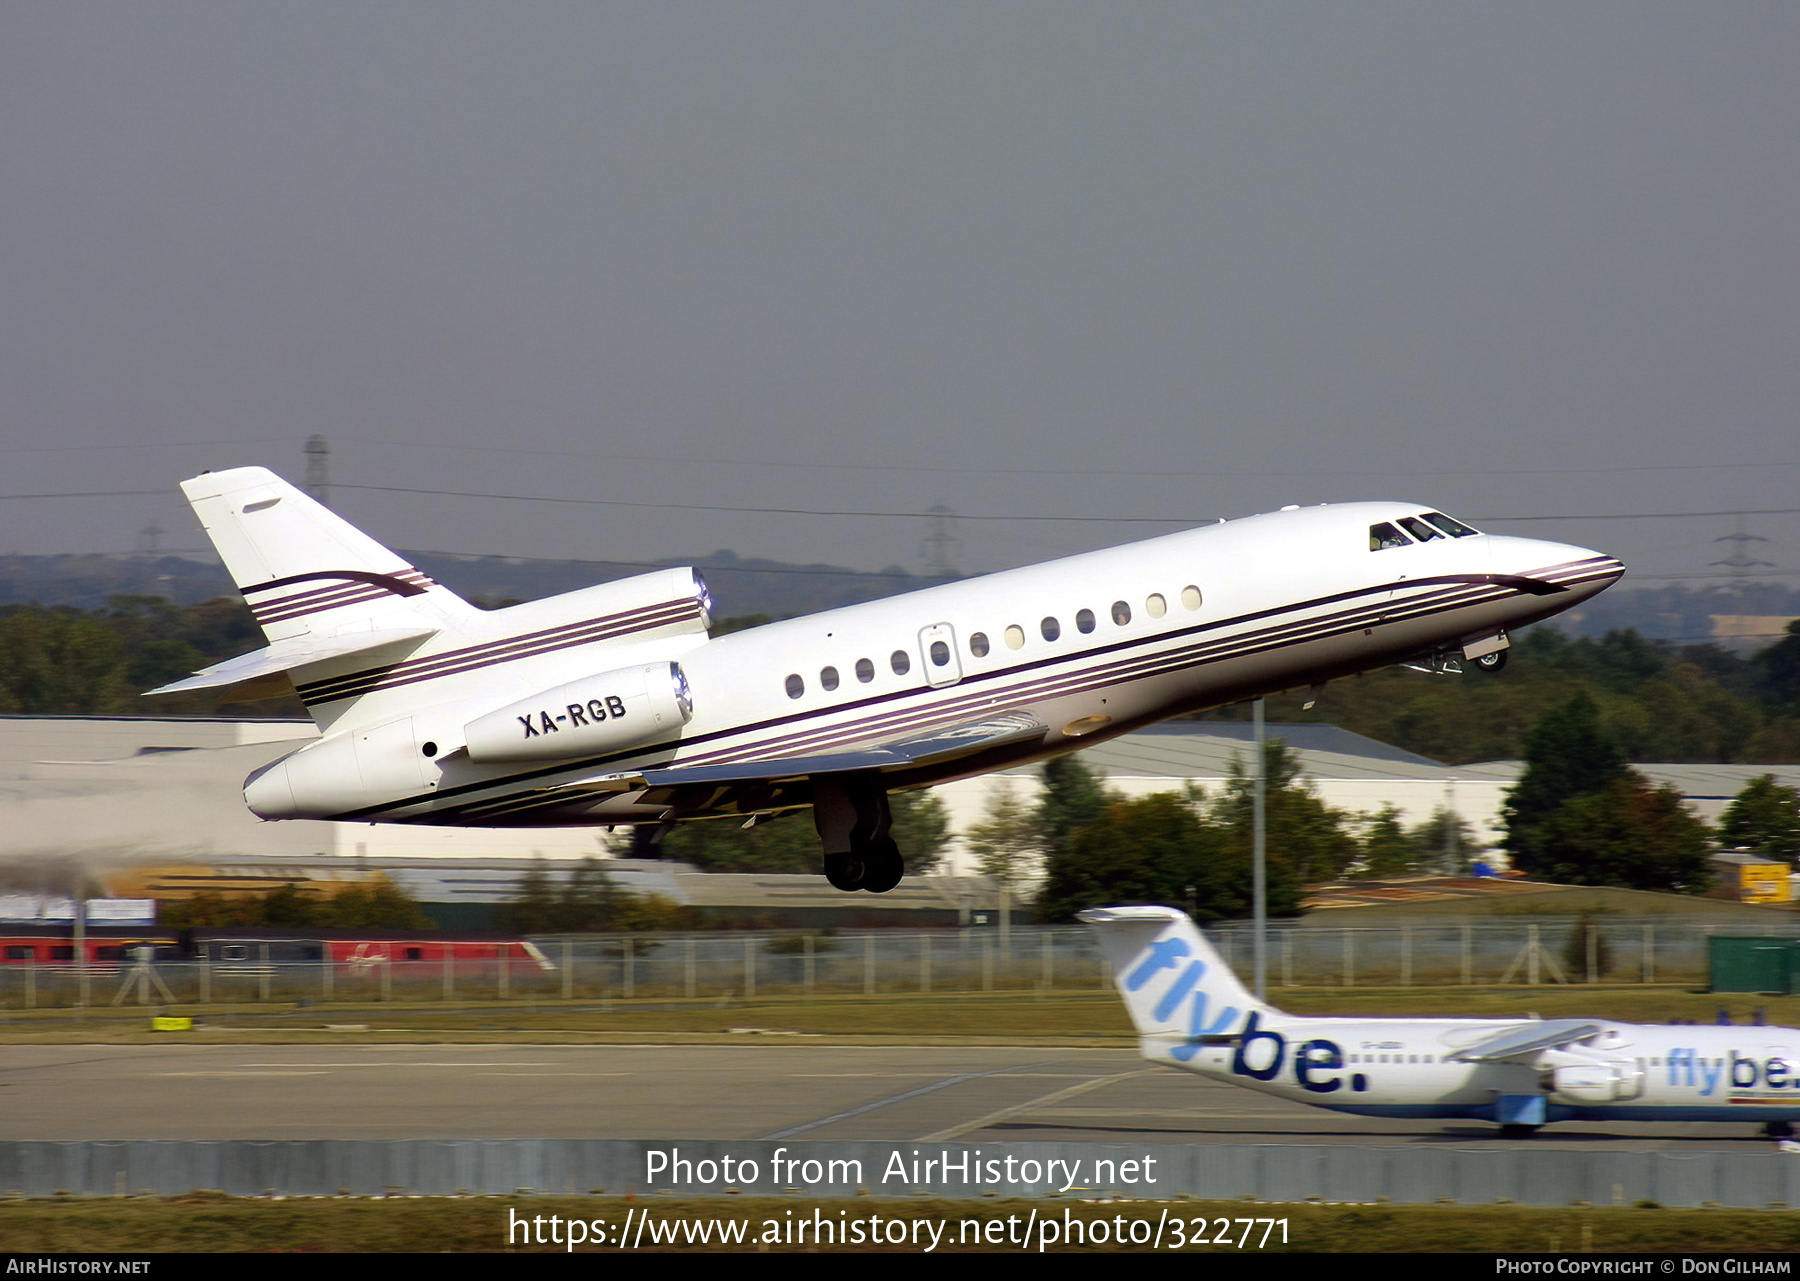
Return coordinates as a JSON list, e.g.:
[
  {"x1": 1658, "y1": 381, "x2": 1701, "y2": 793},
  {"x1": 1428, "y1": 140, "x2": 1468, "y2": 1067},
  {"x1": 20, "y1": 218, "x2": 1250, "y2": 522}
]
[
  {"x1": 463, "y1": 661, "x2": 694, "y2": 763},
  {"x1": 1549, "y1": 1060, "x2": 1644, "y2": 1103}
]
